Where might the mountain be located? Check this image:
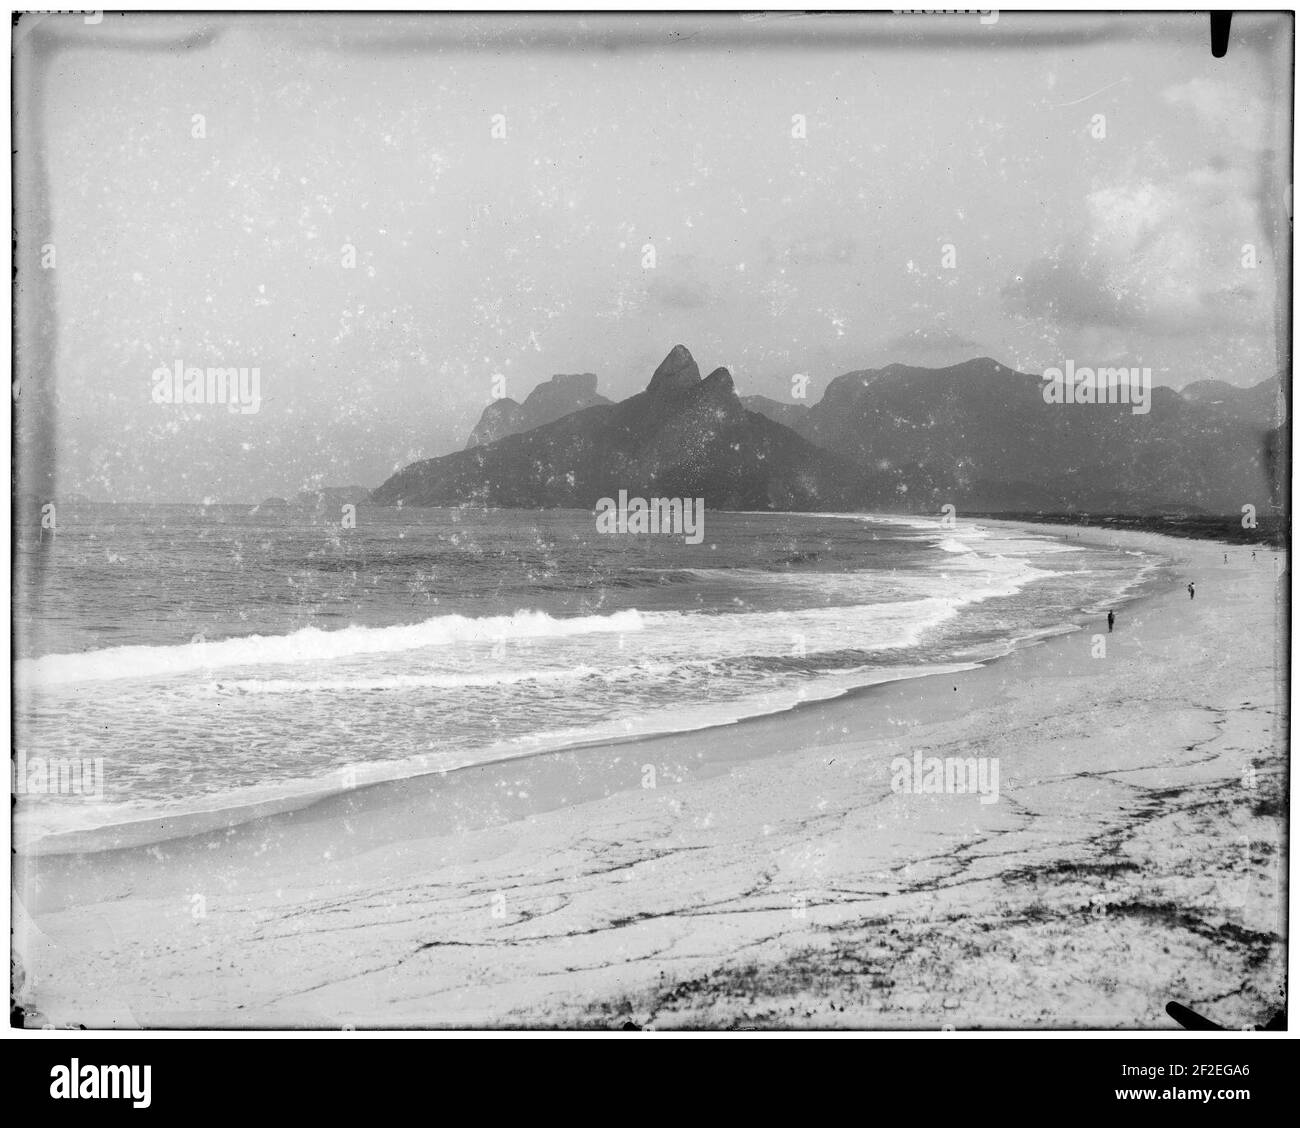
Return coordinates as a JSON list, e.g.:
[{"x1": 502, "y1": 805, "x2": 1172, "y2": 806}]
[
  {"x1": 374, "y1": 345, "x2": 866, "y2": 510},
  {"x1": 791, "y1": 358, "x2": 1285, "y2": 514},
  {"x1": 465, "y1": 371, "x2": 610, "y2": 448},
  {"x1": 375, "y1": 350, "x2": 1284, "y2": 516},
  {"x1": 1179, "y1": 376, "x2": 1283, "y2": 428},
  {"x1": 741, "y1": 394, "x2": 810, "y2": 429}
]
